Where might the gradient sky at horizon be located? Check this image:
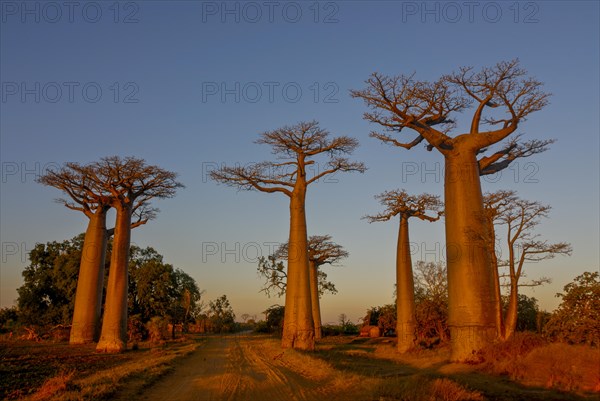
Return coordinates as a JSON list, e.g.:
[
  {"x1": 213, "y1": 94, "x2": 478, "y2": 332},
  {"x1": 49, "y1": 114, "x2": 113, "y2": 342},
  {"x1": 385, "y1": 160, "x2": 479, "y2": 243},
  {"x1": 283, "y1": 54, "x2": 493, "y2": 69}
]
[{"x1": 1, "y1": 1, "x2": 598, "y2": 324}]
